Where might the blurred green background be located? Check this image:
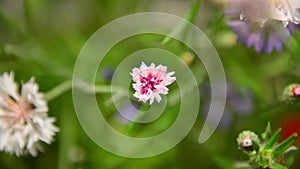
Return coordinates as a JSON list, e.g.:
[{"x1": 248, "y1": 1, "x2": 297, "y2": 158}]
[{"x1": 0, "y1": 0, "x2": 300, "y2": 169}]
